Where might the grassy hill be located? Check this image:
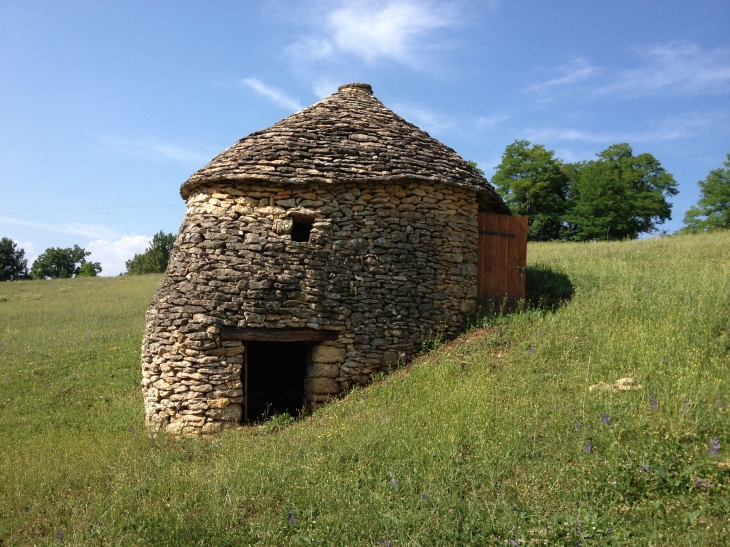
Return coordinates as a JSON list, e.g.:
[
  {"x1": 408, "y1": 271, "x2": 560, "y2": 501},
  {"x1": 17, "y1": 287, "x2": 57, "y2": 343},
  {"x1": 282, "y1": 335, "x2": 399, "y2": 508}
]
[{"x1": 0, "y1": 232, "x2": 728, "y2": 546}]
